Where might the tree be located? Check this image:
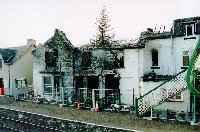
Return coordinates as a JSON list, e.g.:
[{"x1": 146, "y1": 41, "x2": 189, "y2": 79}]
[
  {"x1": 92, "y1": 6, "x2": 114, "y2": 48},
  {"x1": 88, "y1": 7, "x2": 122, "y2": 73}
]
